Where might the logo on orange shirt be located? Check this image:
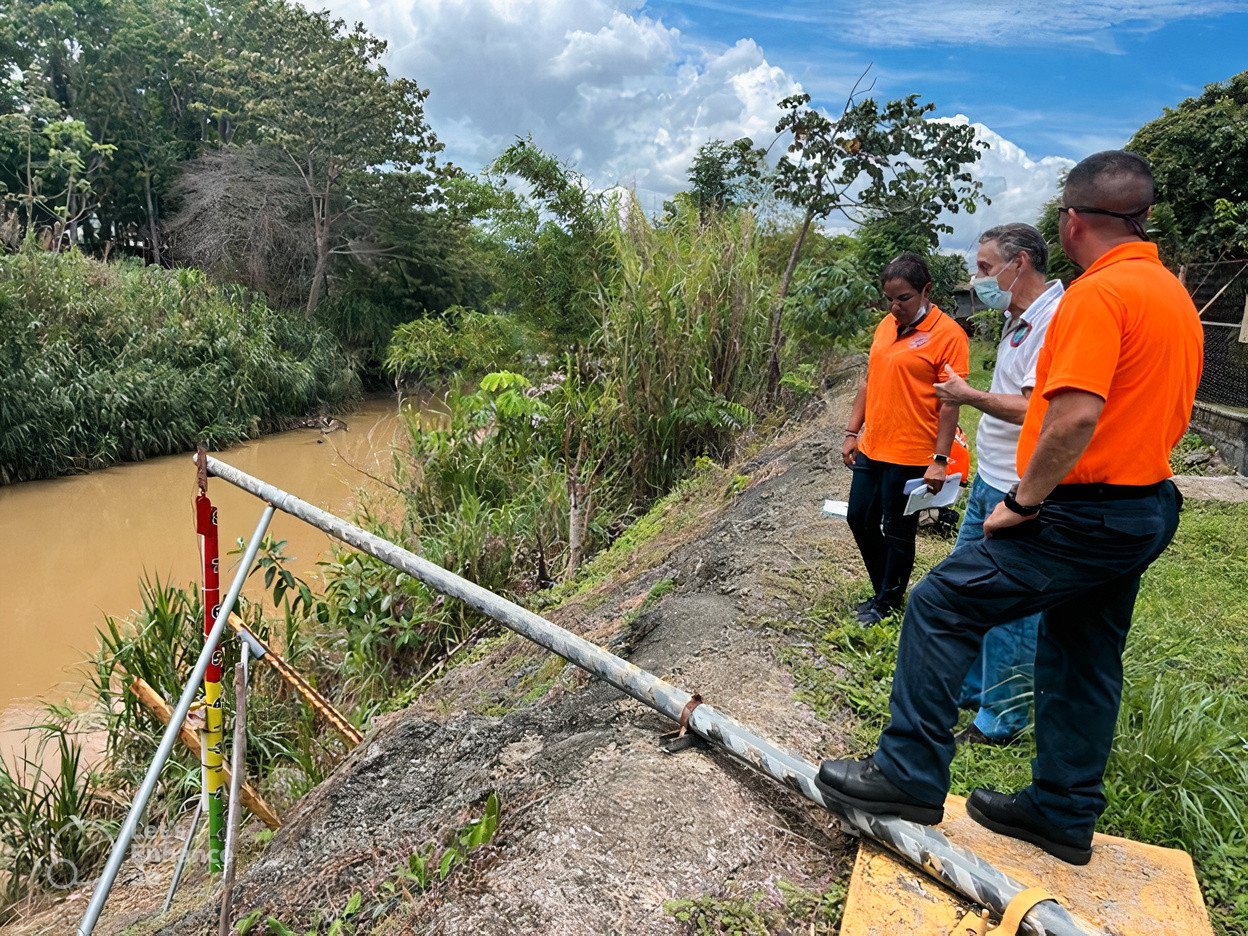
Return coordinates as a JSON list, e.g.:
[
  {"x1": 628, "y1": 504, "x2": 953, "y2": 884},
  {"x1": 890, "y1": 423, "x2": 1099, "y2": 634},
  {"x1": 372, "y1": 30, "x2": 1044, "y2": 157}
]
[{"x1": 909, "y1": 333, "x2": 930, "y2": 349}]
